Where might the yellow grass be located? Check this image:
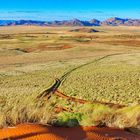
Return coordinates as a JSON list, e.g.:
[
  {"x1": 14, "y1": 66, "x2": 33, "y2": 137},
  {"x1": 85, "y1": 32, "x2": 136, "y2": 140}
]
[{"x1": 0, "y1": 26, "x2": 140, "y2": 130}]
